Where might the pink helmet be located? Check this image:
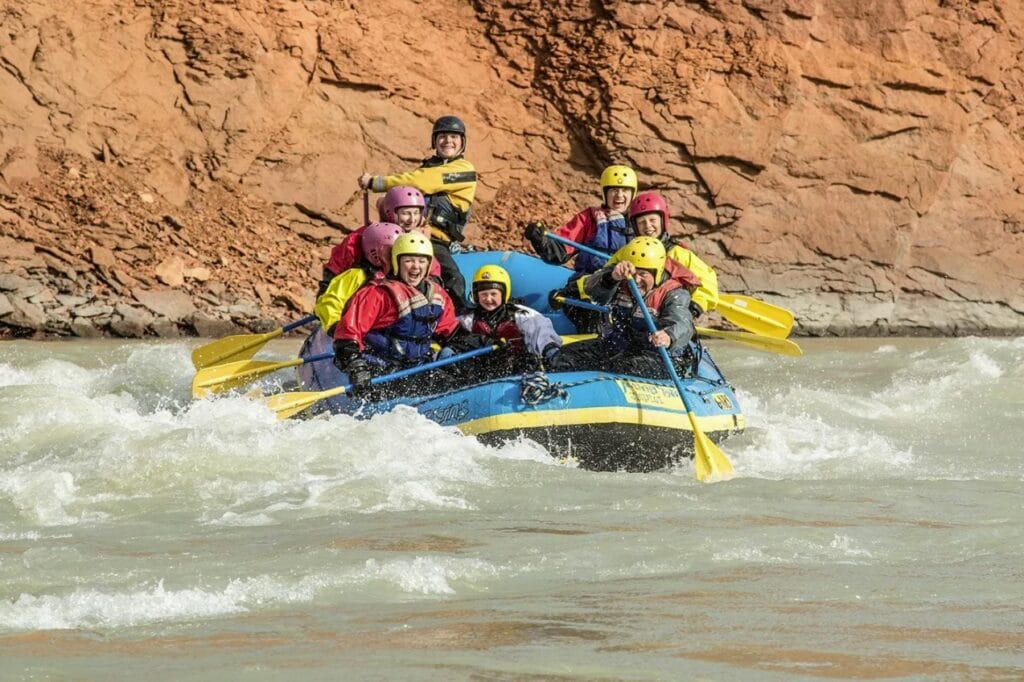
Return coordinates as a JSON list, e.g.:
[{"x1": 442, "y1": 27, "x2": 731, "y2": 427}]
[
  {"x1": 628, "y1": 191, "x2": 671, "y2": 235},
  {"x1": 380, "y1": 186, "x2": 426, "y2": 224},
  {"x1": 361, "y1": 222, "x2": 404, "y2": 269}
]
